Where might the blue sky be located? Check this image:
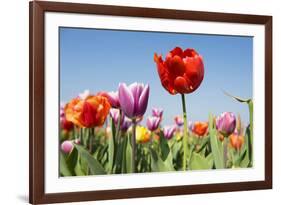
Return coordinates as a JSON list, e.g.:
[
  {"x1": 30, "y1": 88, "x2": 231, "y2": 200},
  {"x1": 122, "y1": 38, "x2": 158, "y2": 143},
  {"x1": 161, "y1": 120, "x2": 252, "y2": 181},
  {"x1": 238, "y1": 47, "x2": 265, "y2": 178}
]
[{"x1": 60, "y1": 27, "x2": 253, "y2": 126}]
